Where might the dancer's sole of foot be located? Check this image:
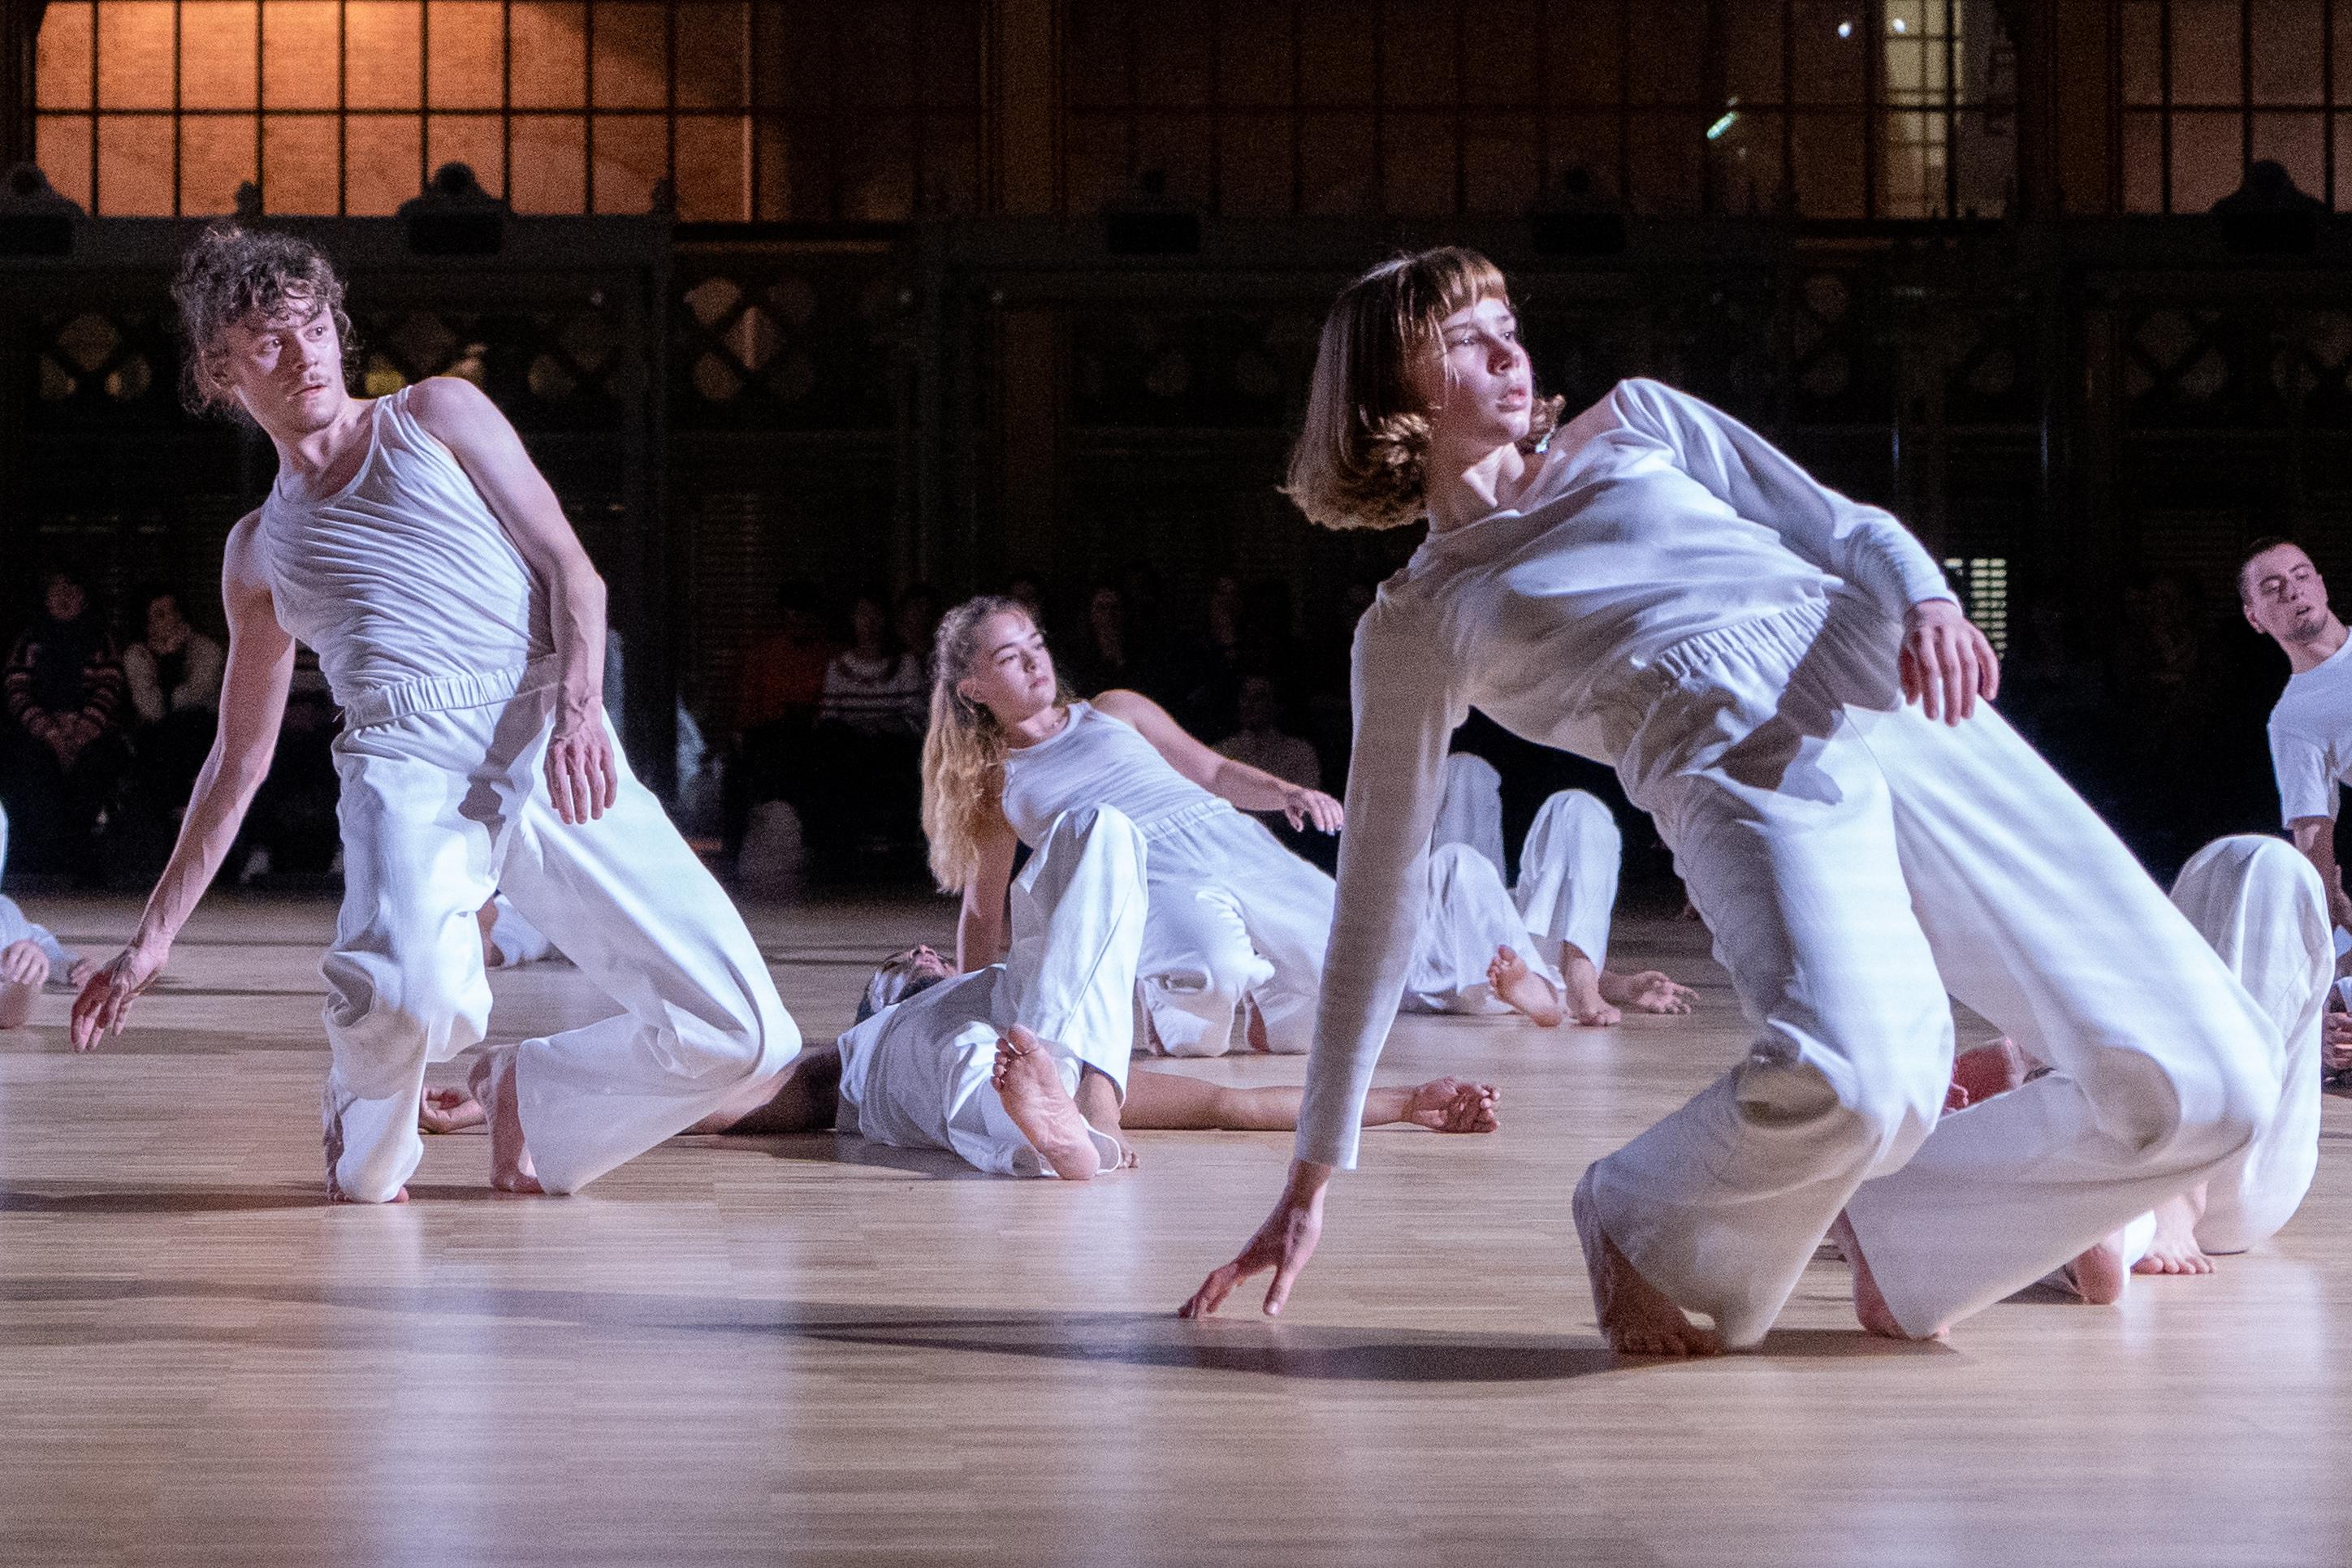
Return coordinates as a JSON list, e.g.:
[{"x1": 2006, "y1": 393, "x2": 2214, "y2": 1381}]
[
  {"x1": 1405, "y1": 1076, "x2": 1501, "y2": 1134},
  {"x1": 1597, "y1": 969, "x2": 1696, "y2": 1015},
  {"x1": 1948, "y1": 1037, "x2": 2031, "y2": 1111},
  {"x1": 2063, "y1": 1230, "x2": 2129, "y2": 1304},
  {"x1": 1572, "y1": 1168, "x2": 1720, "y2": 1357},
  {"x1": 1831, "y1": 1211, "x2": 1948, "y2": 1338},
  {"x1": 467, "y1": 1046, "x2": 545, "y2": 1194},
  {"x1": 990, "y1": 1025, "x2": 1104, "y2": 1181},
  {"x1": 2131, "y1": 1190, "x2": 2213, "y2": 1276},
  {"x1": 1556, "y1": 951, "x2": 1622, "y2": 1028},
  {"x1": 1486, "y1": 945, "x2": 1564, "y2": 1027}
]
